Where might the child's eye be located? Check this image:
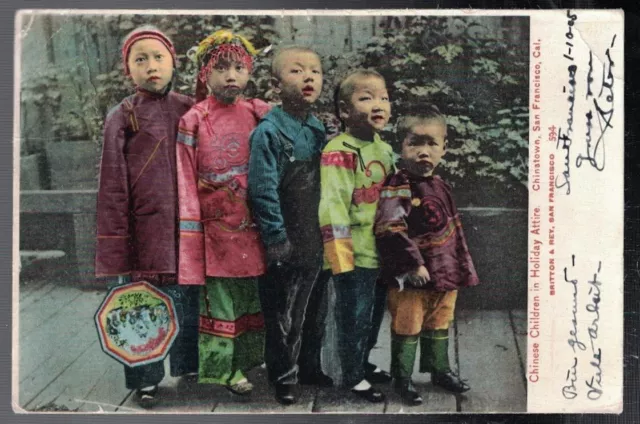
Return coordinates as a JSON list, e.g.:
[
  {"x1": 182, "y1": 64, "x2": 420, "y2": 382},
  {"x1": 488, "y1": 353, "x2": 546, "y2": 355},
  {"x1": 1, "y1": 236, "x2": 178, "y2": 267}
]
[
  {"x1": 135, "y1": 57, "x2": 146, "y2": 63},
  {"x1": 312, "y1": 69, "x2": 321, "y2": 74},
  {"x1": 381, "y1": 96, "x2": 389, "y2": 101},
  {"x1": 236, "y1": 64, "x2": 246, "y2": 72},
  {"x1": 155, "y1": 54, "x2": 164, "y2": 60},
  {"x1": 290, "y1": 68, "x2": 302, "y2": 74},
  {"x1": 358, "y1": 96, "x2": 371, "y2": 101}
]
